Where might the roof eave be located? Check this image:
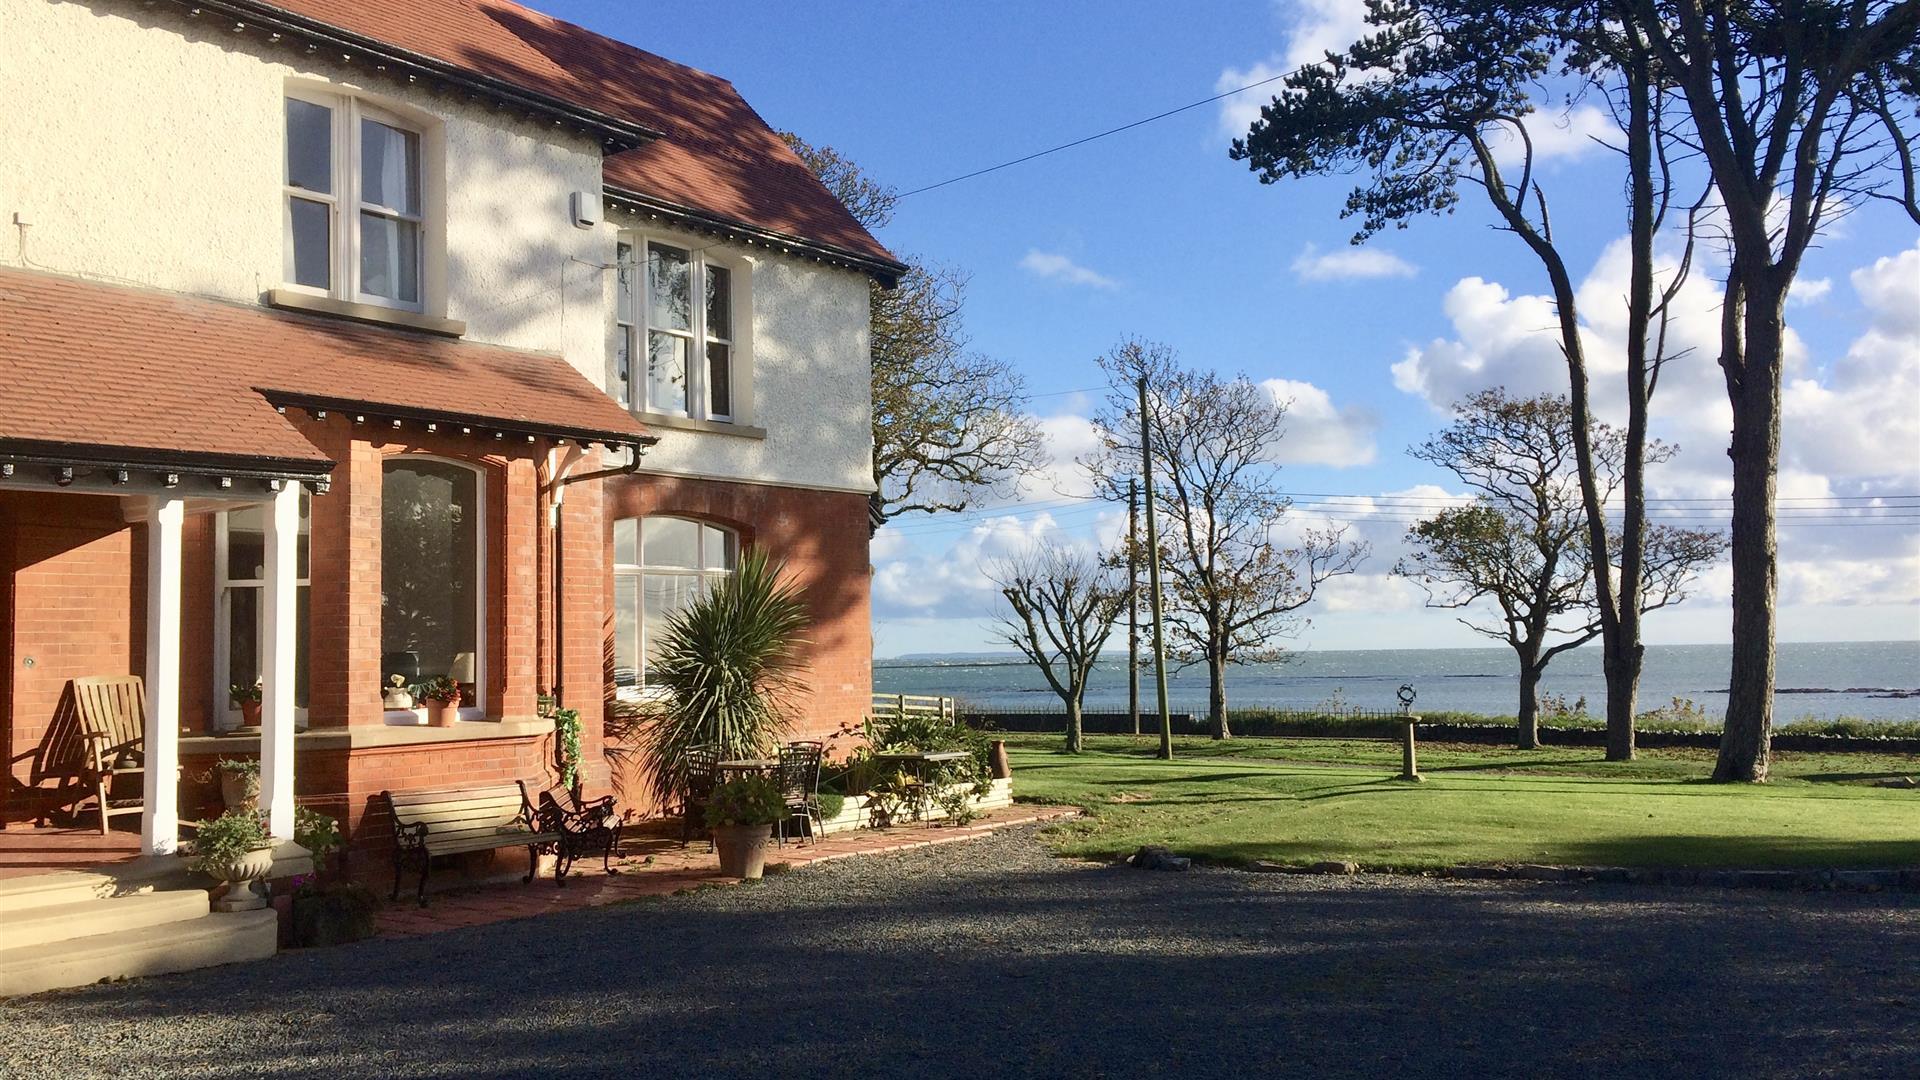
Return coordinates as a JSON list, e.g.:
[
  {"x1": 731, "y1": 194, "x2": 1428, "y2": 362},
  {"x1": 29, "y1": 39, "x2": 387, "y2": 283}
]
[
  {"x1": 175, "y1": 0, "x2": 664, "y2": 151},
  {"x1": 257, "y1": 390, "x2": 657, "y2": 451},
  {"x1": 602, "y1": 185, "x2": 908, "y2": 288}
]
